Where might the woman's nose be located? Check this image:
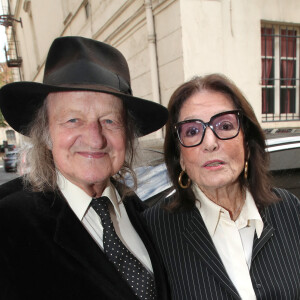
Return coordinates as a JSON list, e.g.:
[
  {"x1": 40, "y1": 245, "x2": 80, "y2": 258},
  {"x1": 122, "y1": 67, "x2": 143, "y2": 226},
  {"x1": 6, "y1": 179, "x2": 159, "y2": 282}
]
[{"x1": 202, "y1": 126, "x2": 219, "y2": 152}]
